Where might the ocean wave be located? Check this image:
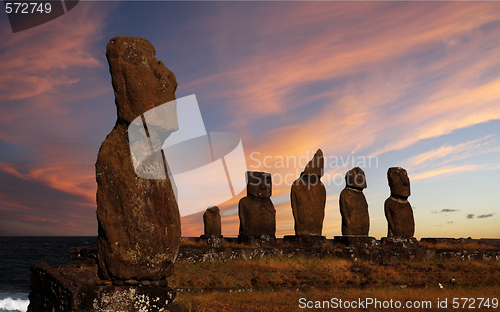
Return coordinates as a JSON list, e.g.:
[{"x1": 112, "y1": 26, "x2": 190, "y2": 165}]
[{"x1": 0, "y1": 297, "x2": 29, "y2": 312}]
